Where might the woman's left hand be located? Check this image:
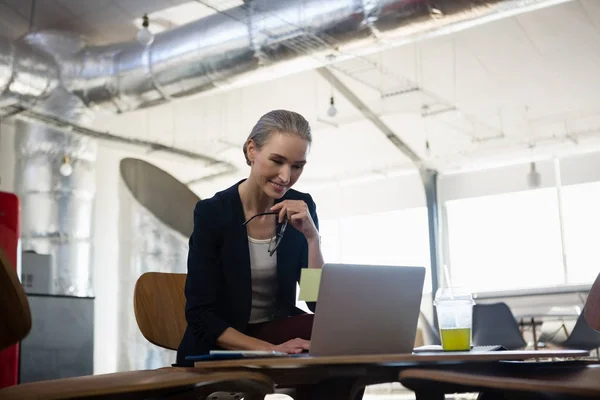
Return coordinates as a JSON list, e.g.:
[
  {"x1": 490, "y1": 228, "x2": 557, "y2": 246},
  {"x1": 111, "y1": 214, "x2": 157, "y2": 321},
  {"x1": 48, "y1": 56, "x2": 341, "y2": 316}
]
[{"x1": 270, "y1": 200, "x2": 318, "y2": 241}]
